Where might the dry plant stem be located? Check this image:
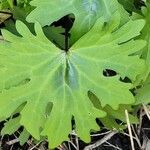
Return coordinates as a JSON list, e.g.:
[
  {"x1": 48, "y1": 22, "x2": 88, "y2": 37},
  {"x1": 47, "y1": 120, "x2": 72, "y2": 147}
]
[
  {"x1": 57, "y1": 145, "x2": 64, "y2": 150},
  {"x1": 27, "y1": 139, "x2": 35, "y2": 147},
  {"x1": 131, "y1": 125, "x2": 142, "y2": 148},
  {"x1": 38, "y1": 142, "x2": 47, "y2": 150},
  {"x1": 58, "y1": 143, "x2": 69, "y2": 150},
  {"x1": 68, "y1": 142, "x2": 71, "y2": 150},
  {"x1": 75, "y1": 135, "x2": 79, "y2": 150},
  {"x1": 83, "y1": 131, "x2": 117, "y2": 150},
  {"x1": 10, "y1": 145, "x2": 13, "y2": 150},
  {"x1": 138, "y1": 108, "x2": 143, "y2": 136},
  {"x1": 143, "y1": 128, "x2": 150, "y2": 130},
  {"x1": 141, "y1": 136, "x2": 149, "y2": 150},
  {"x1": 142, "y1": 104, "x2": 150, "y2": 120},
  {"x1": 123, "y1": 132, "x2": 141, "y2": 148},
  {"x1": 6, "y1": 138, "x2": 19, "y2": 145},
  {"x1": 70, "y1": 130, "x2": 79, "y2": 150},
  {"x1": 29, "y1": 141, "x2": 42, "y2": 150},
  {"x1": 104, "y1": 141, "x2": 122, "y2": 150},
  {"x1": 123, "y1": 133, "x2": 138, "y2": 141},
  {"x1": 125, "y1": 109, "x2": 135, "y2": 150},
  {"x1": 91, "y1": 131, "x2": 111, "y2": 137},
  {"x1": 68, "y1": 141, "x2": 78, "y2": 150}
]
